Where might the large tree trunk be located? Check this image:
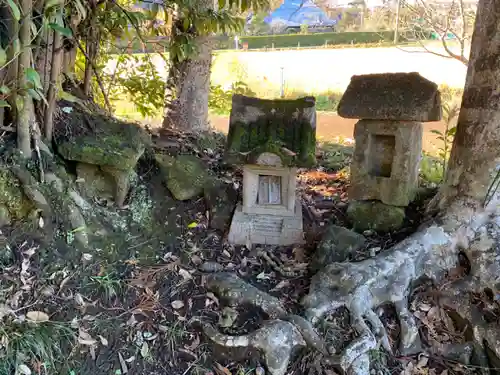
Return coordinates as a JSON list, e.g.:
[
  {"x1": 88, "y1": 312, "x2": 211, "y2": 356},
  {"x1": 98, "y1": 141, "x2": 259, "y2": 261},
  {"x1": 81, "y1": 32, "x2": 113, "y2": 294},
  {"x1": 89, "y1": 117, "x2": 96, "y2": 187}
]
[
  {"x1": 162, "y1": 3, "x2": 213, "y2": 132},
  {"x1": 429, "y1": 0, "x2": 500, "y2": 213}
]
